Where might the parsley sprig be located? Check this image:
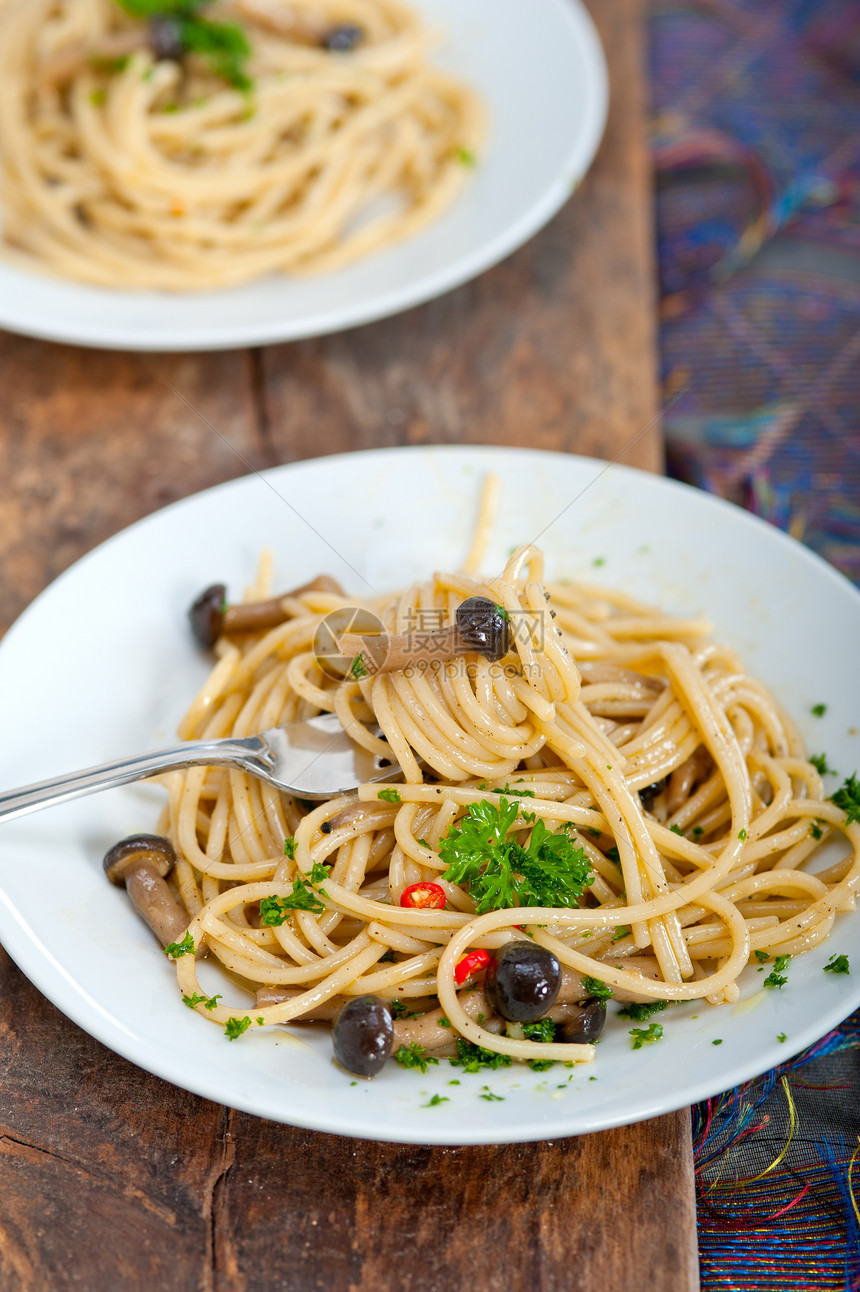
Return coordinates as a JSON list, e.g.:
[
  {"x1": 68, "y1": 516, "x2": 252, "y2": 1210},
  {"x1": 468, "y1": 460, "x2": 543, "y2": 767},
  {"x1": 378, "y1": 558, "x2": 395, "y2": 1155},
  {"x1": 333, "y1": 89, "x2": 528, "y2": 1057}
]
[
  {"x1": 259, "y1": 866, "x2": 330, "y2": 924},
  {"x1": 439, "y1": 798, "x2": 593, "y2": 915},
  {"x1": 763, "y1": 954, "x2": 790, "y2": 989},
  {"x1": 830, "y1": 773, "x2": 860, "y2": 827},
  {"x1": 114, "y1": 0, "x2": 253, "y2": 90}
]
